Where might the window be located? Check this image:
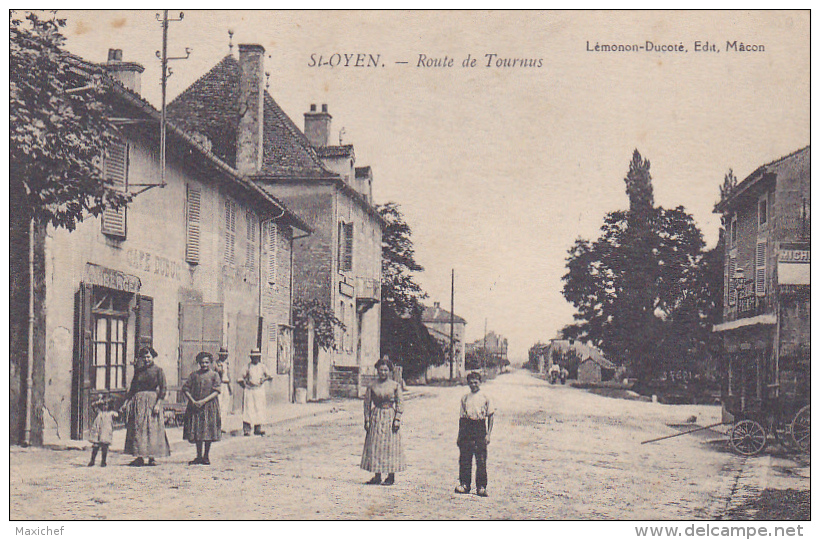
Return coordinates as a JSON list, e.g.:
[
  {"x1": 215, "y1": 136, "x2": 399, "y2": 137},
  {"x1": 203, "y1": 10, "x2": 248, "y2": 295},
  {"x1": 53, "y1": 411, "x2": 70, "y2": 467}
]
[
  {"x1": 185, "y1": 186, "x2": 201, "y2": 264},
  {"x1": 755, "y1": 241, "x2": 767, "y2": 296},
  {"x1": 224, "y1": 199, "x2": 237, "y2": 265},
  {"x1": 245, "y1": 210, "x2": 257, "y2": 272},
  {"x1": 730, "y1": 215, "x2": 738, "y2": 247},
  {"x1": 758, "y1": 195, "x2": 768, "y2": 228},
  {"x1": 91, "y1": 290, "x2": 131, "y2": 391},
  {"x1": 265, "y1": 220, "x2": 278, "y2": 285},
  {"x1": 338, "y1": 221, "x2": 354, "y2": 272},
  {"x1": 101, "y1": 141, "x2": 129, "y2": 238}
]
